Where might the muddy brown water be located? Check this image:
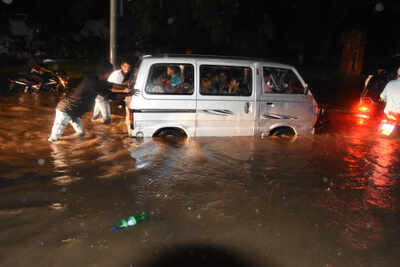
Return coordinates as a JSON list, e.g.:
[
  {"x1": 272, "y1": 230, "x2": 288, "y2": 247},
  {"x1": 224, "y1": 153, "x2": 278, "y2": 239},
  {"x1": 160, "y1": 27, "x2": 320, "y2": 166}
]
[{"x1": 0, "y1": 93, "x2": 400, "y2": 266}]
